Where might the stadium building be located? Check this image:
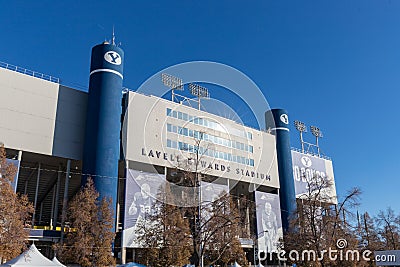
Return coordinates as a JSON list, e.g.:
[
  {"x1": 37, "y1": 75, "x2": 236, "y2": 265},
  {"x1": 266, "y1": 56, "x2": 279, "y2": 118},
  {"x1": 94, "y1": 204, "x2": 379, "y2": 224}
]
[{"x1": 0, "y1": 40, "x2": 337, "y2": 265}]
